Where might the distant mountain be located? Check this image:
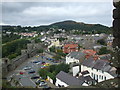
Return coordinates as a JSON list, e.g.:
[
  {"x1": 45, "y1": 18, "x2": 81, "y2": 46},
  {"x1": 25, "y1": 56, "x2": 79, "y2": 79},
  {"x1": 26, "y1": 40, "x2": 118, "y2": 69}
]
[
  {"x1": 2, "y1": 20, "x2": 112, "y2": 33},
  {"x1": 48, "y1": 20, "x2": 111, "y2": 31}
]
